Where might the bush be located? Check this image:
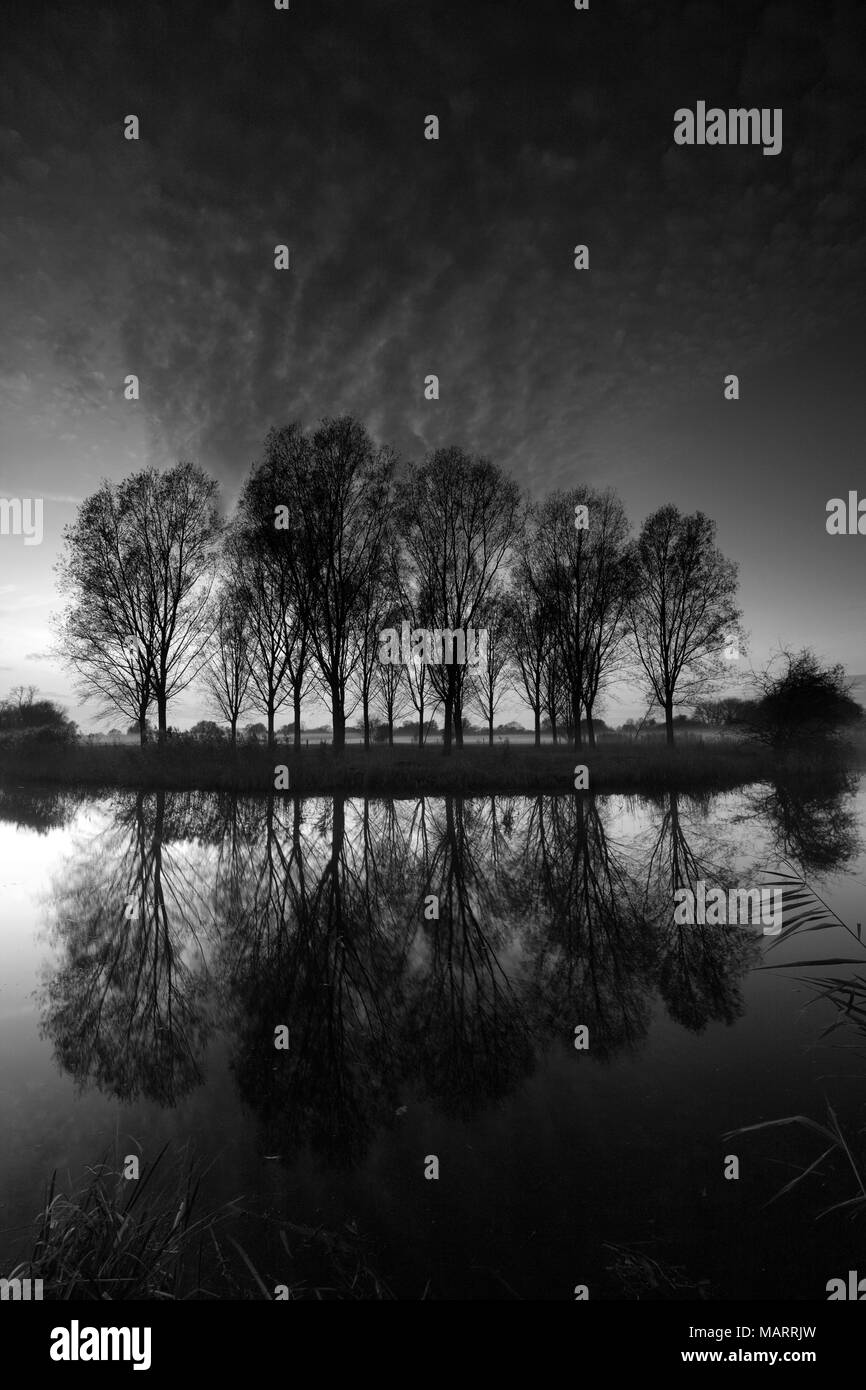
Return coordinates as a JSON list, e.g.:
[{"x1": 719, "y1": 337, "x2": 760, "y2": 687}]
[{"x1": 748, "y1": 650, "x2": 863, "y2": 749}]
